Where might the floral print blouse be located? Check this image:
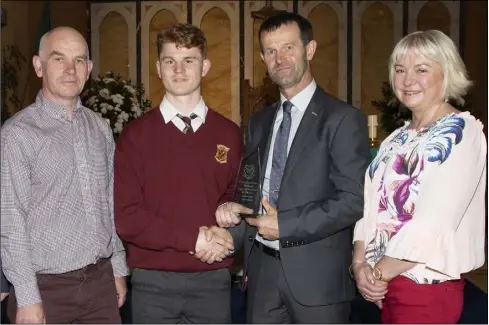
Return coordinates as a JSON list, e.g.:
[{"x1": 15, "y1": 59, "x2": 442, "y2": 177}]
[{"x1": 353, "y1": 112, "x2": 487, "y2": 284}]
